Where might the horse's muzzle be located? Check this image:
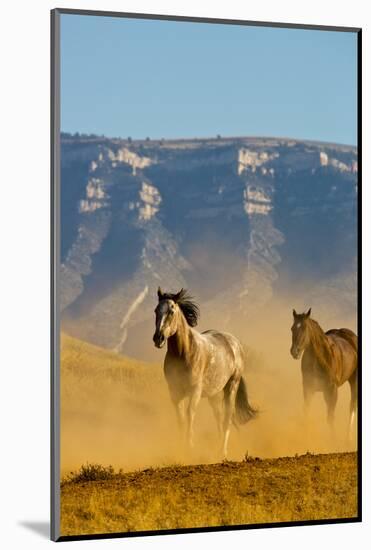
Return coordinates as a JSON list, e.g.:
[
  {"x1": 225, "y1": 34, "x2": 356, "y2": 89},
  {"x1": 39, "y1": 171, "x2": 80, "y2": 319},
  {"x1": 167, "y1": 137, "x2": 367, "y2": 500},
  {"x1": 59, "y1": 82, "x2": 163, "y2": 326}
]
[
  {"x1": 290, "y1": 347, "x2": 300, "y2": 360},
  {"x1": 153, "y1": 332, "x2": 165, "y2": 349}
]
